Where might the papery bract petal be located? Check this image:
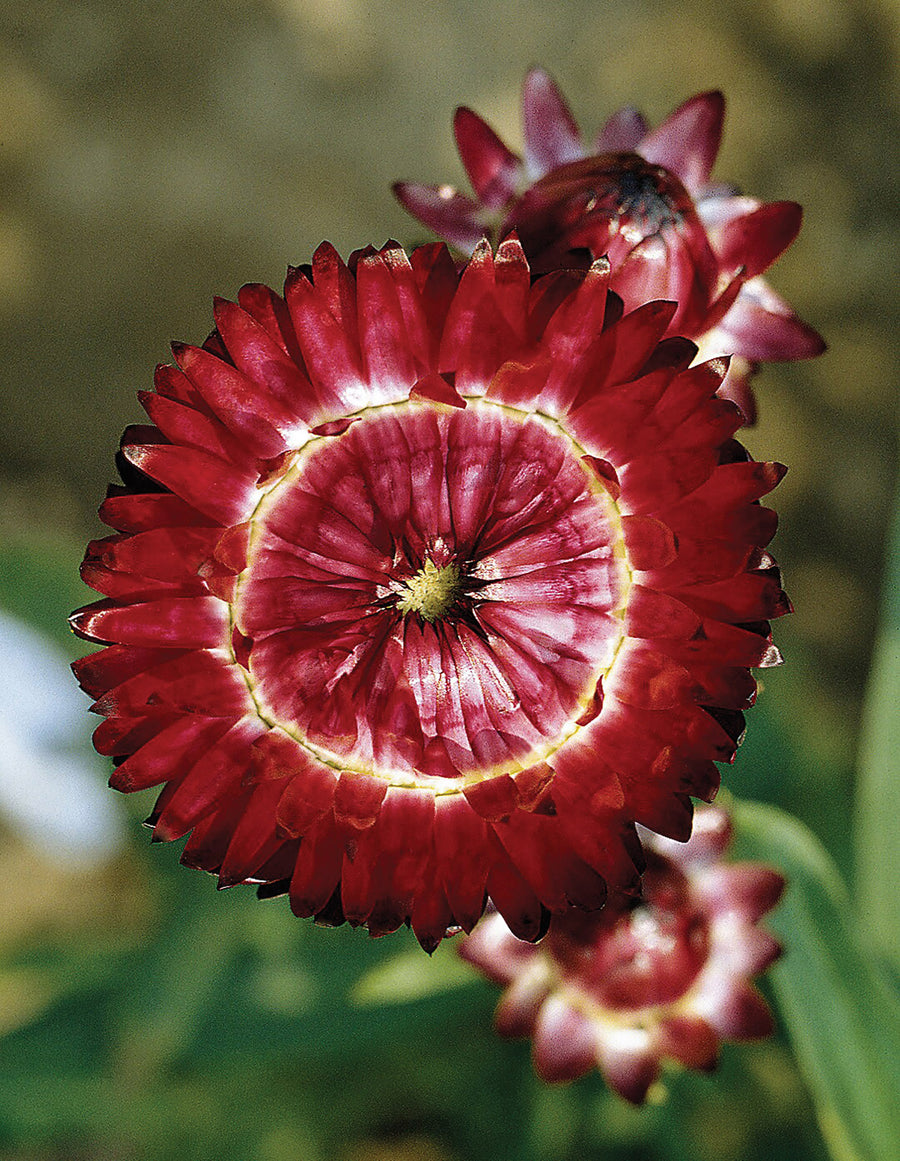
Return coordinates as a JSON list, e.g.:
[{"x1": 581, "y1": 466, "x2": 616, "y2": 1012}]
[
  {"x1": 522, "y1": 67, "x2": 584, "y2": 177},
  {"x1": 392, "y1": 182, "x2": 487, "y2": 252},
  {"x1": 454, "y1": 107, "x2": 522, "y2": 208},
  {"x1": 637, "y1": 90, "x2": 724, "y2": 193},
  {"x1": 595, "y1": 106, "x2": 649, "y2": 153}
]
